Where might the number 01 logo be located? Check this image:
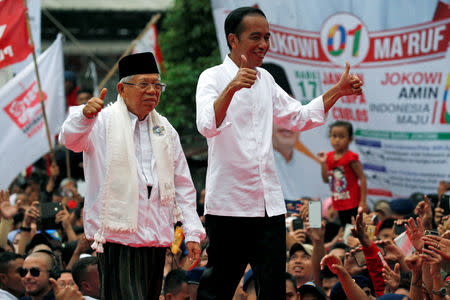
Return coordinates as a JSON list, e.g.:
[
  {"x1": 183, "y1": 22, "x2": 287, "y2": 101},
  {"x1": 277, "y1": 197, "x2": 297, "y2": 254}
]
[{"x1": 320, "y1": 13, "x2": 369, "y2": 66}]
